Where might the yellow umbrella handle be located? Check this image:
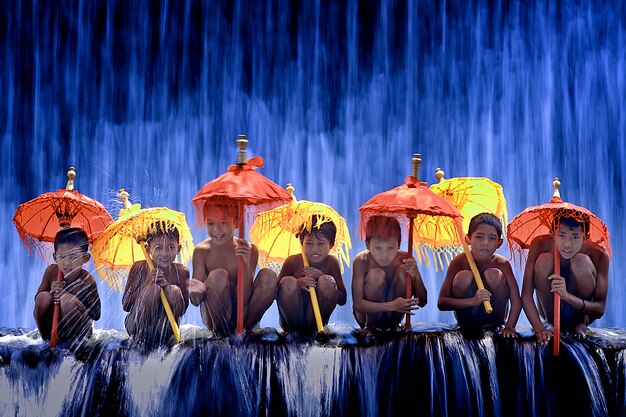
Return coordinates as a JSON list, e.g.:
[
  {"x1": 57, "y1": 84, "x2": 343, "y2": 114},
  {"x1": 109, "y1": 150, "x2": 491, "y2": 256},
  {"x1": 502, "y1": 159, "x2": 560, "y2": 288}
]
[
  {"x1": 461, "y1": 241, "x2": 493, "y2": 314},
  {"x1": 301, "y1": 250, "x2": 324, "y2": 333},
  {"x1": 141, "y1": 247, "x2": 182, "y2": 343}
]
